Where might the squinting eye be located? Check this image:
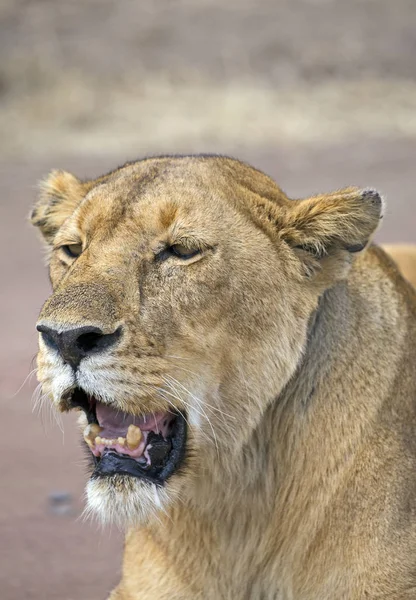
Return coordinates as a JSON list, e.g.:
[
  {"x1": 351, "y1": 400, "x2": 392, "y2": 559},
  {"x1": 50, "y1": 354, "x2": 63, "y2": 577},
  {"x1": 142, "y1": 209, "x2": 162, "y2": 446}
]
[
  {"x1": 61, "y1": 243, "x2": 83, "y2": 258},
  {"x1": 170, "y1": 244, "x2": 201, "y2": 260}
]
